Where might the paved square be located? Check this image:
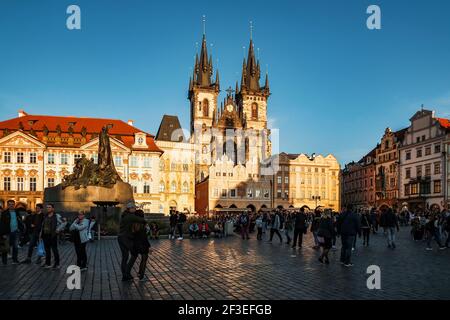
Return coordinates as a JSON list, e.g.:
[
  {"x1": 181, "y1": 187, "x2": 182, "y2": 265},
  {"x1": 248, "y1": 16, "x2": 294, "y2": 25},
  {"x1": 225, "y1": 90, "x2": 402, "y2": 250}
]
[{"x1": 1, "y1": 227, "x2": 449, "y2": 300}]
